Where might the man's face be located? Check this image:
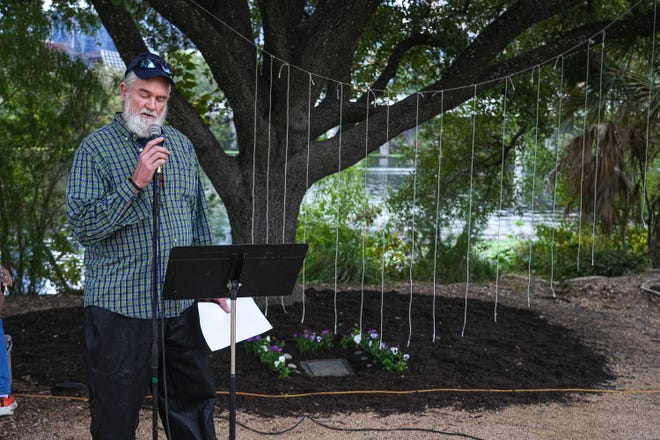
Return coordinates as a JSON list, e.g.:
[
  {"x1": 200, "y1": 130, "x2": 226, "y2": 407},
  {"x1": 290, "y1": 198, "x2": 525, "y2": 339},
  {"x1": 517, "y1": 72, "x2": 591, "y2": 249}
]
[{"x1": 120, "y1": 76, "x2": 170, "y2": 138}]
